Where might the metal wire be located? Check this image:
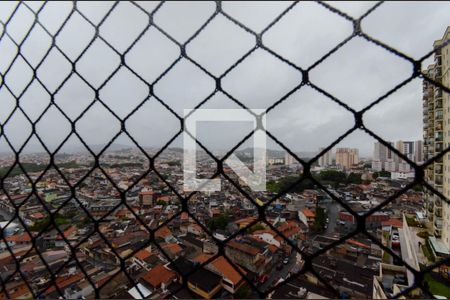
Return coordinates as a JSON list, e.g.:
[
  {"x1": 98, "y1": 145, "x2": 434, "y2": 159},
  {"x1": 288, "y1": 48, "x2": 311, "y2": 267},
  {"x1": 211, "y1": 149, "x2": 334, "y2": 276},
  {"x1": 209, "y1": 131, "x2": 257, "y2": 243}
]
[{"x1": 0, "y1": 1, "x2": 449, "y2": 299}]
